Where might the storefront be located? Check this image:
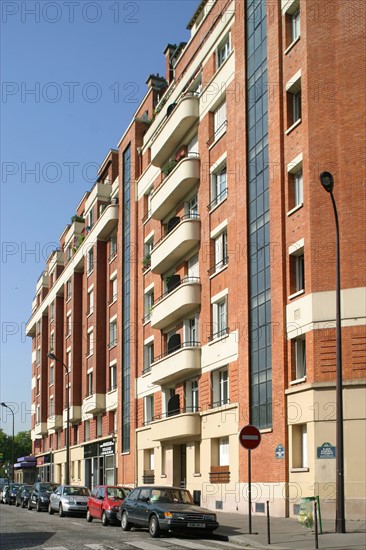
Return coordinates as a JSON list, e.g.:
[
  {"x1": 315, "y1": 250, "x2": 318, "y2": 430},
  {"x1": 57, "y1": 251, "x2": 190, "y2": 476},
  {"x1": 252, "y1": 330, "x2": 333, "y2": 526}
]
[
  {"x1": 84, "y1": 439, "x2": 116, "y2": 489},
  {"x1": 36, "y1": 453, "x2": 52, "y2": 482}
]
